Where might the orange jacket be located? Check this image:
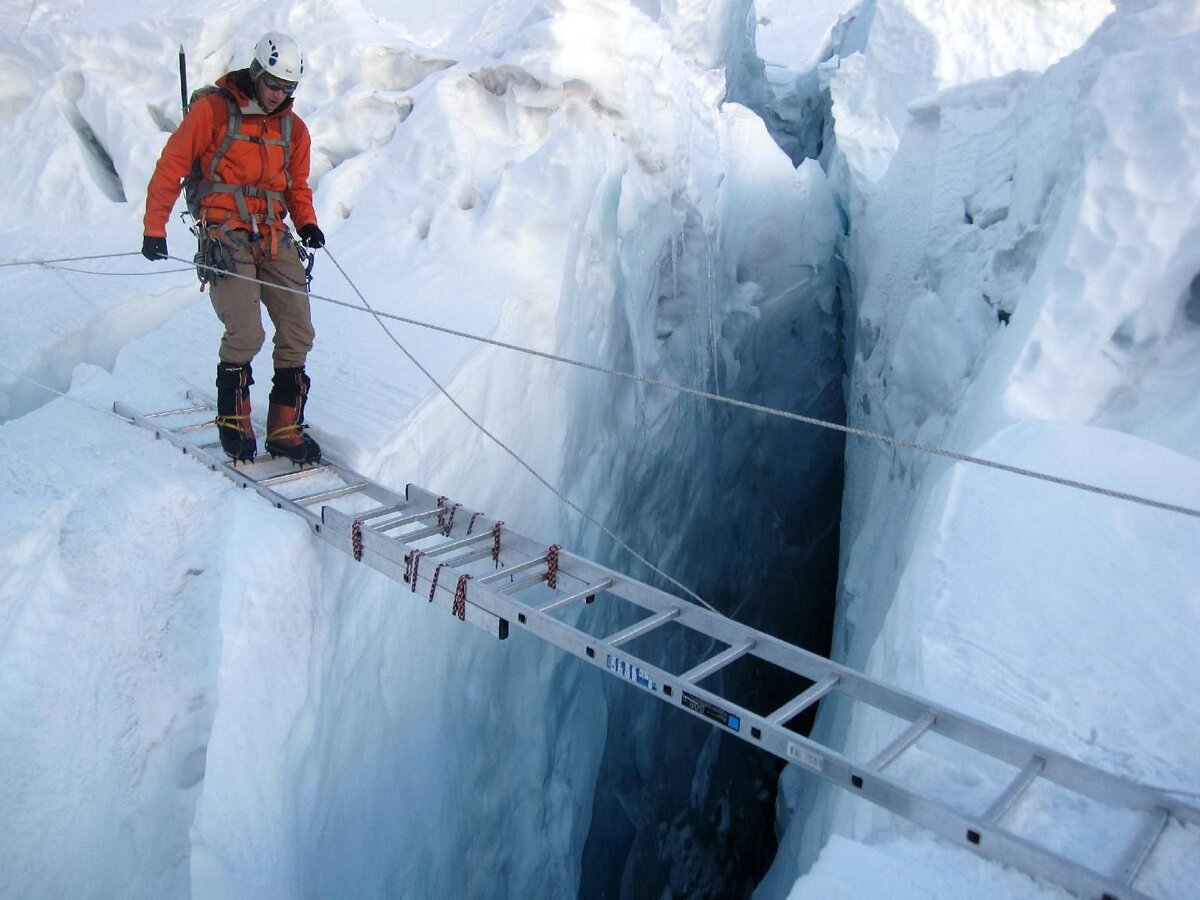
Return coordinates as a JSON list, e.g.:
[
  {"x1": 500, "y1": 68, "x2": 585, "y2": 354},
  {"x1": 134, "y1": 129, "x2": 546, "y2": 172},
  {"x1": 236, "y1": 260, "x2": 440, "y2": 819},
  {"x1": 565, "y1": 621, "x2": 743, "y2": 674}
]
[{"x1": 143, "y1": 71, "x2": 318, "y2": 237}]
